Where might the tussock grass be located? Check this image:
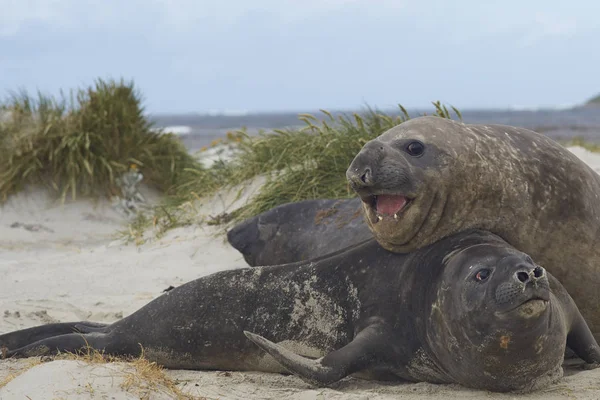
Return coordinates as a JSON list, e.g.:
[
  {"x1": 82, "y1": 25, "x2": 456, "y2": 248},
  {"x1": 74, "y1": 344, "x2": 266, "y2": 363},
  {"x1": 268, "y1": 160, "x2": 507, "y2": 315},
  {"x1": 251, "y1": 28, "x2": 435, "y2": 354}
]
[
  {"x1": 128, "y1": 101, "x2": 461, "y2": 241},
  {"x1": 562, "y1": 136, "x2": 600, "y2": 153},
  {"x1": 0, "y1": 78, "x2": 202, "y2": 202},
  {"x1": 0, "y1": 78, "x2": 461, "y2": 241},
  {"x1": 119, "y1": 198, "x2": 205, "y2": 245},
  {"x1": 223, "y1": 102, "x2": 460, "y2": 220}
]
